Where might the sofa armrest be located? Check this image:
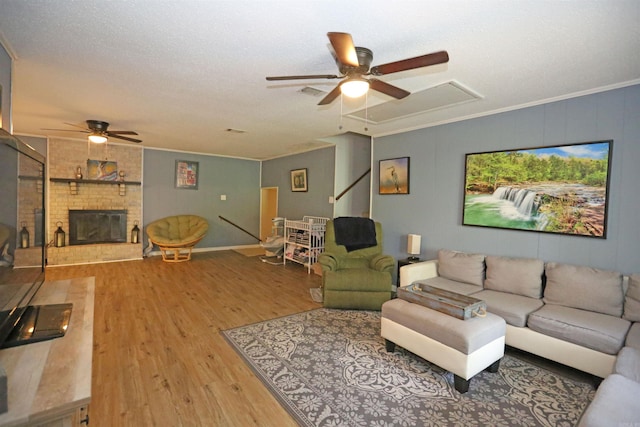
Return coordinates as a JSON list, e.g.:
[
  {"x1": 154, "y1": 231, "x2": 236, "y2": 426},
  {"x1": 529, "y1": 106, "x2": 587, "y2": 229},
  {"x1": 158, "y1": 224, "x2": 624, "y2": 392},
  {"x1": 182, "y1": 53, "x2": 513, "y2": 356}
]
[
  {"x1": 370, "y1": 254, "x2": 395, "y2": 273},
  {"x1": 400, "y1": 259, "x2": 438, "y2": 287}
]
